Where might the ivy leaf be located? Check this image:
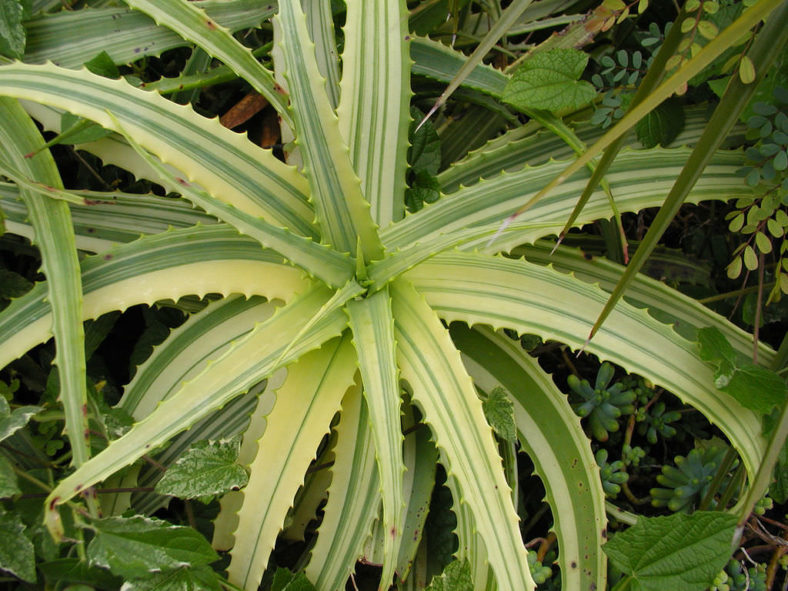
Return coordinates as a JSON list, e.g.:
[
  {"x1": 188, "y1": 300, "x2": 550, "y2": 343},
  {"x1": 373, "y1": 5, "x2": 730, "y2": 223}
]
[
  {"x1": 122, "y1": 565, "x2": 223, "y2": 591},
  {"x1": 0, "y1": 0, "x2": 26, "y2": 60},
  {"x1": 0, "y1": 508, "x2": 36, "y2": 583},
  {"x1": 270, "y1": 568, "x2": 317, "y2": 591},
  {"x1": 0, "y1": 455, "x2": 19, "y2": 498},
  {"x1": 503, "y1": 48, "x2": 597, "y2": 114},
  {"x1": 408, "y1": 106, "x2": 441, "y2": 176},
  {"x1": 636, "y1": 98, "x2": 685, "y2": 148},
  {"x1": 84, "y1": 50, "x2": 120, "y2": 79},
  {"x1": 154, "y1": 437, "x2": 248, "y2": 499},
  {"x1": 482, "y1": 387, "x2": 517, "y2": 442},
  {"x1": 426, "y1": 559, "x2": 473, "y2": 591},
  {"x1": 696, "y1": 327, "x2": 736, "y2": 365},
  {"x1": 87, "y1": 516, "x2": 219, "y2": 579},
  {"x1": 0, "y1": 396, "x2": 42, "y2": 443},
  {"x1": 603, "y1": 512, "x2": 737, "y2": 591}
]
